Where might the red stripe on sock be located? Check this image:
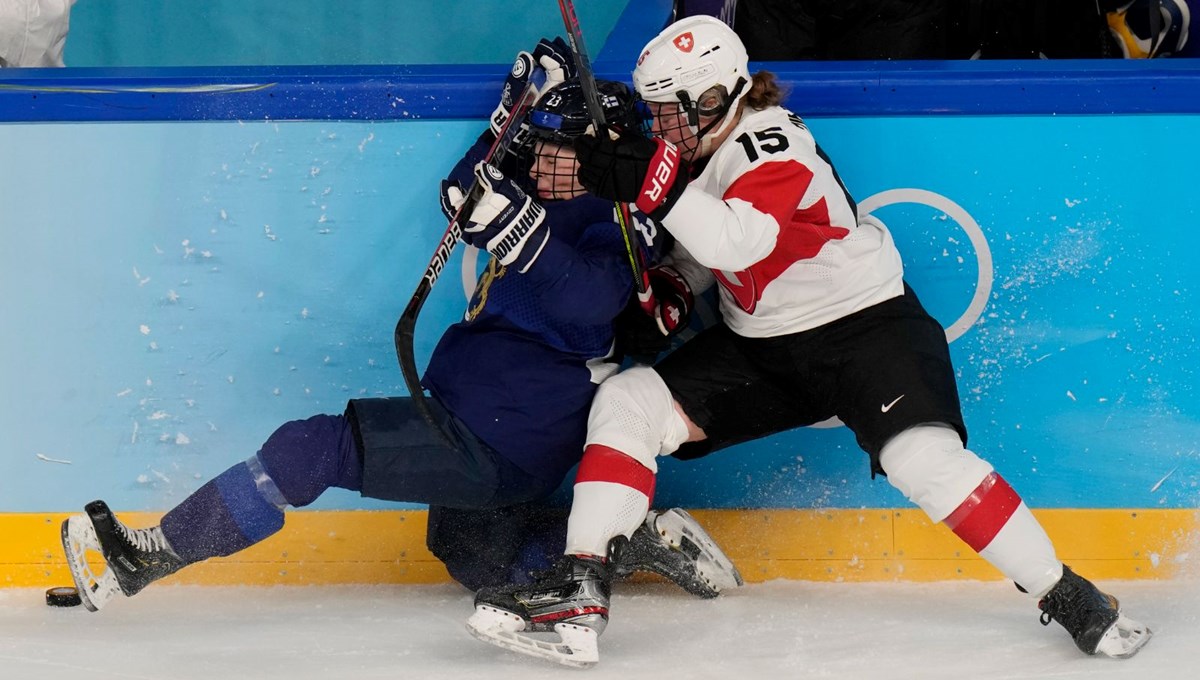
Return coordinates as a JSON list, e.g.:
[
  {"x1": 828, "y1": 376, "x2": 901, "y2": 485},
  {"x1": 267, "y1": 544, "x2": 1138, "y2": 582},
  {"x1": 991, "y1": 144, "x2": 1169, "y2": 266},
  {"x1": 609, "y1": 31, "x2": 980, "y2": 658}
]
[
  {"x1": 574, "y1": 445, "x2": 656, "y2": 499},
  {"x1": 943, "y1": 472, "x2": 1022, "y2": 553}
]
